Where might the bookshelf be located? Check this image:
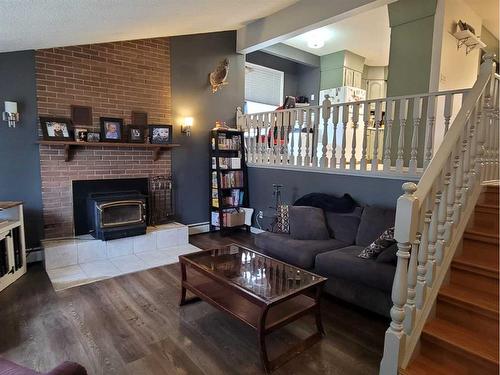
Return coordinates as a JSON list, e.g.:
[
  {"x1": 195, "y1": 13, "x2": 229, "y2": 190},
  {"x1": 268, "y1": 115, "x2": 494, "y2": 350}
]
[{"x1": 209, "y1": 129, "x2": 249, "y2": 234}]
